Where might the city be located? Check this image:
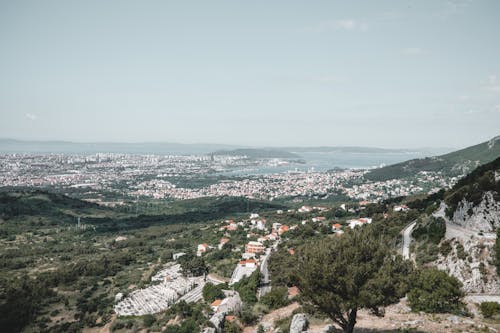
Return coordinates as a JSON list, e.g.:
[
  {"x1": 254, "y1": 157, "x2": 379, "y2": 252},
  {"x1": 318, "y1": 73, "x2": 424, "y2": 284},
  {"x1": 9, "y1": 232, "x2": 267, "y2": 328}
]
[{"x1": 0, "y1": 153, "x2": 457, "y2": 204}]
